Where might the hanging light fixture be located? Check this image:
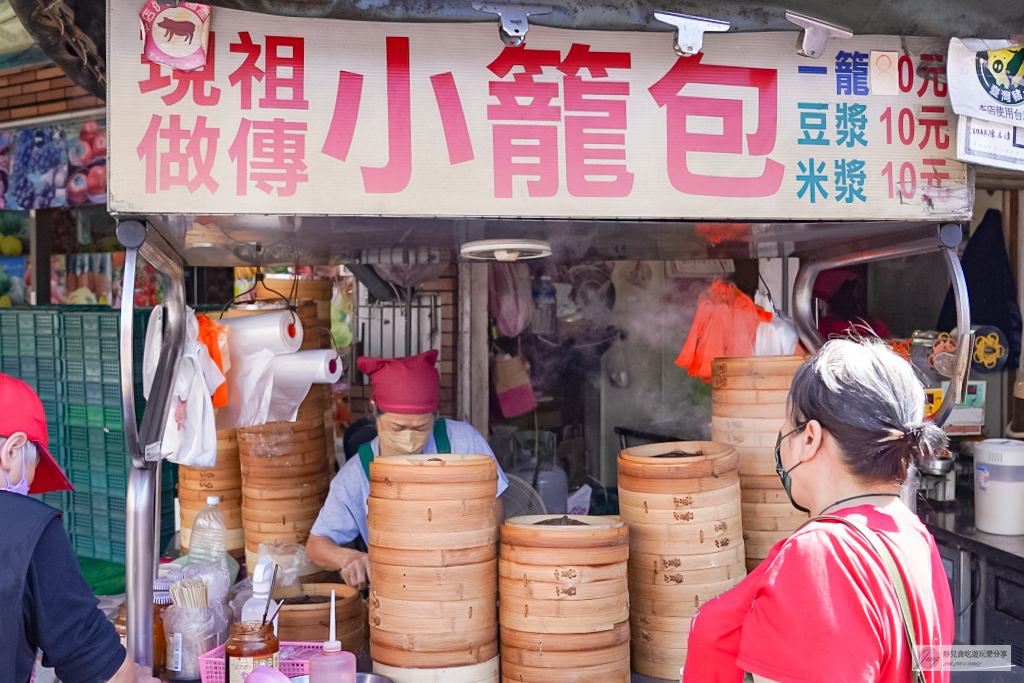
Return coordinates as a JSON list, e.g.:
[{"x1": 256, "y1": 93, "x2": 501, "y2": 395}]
[{"x1": 460, "y1": 239, "x2": 552, "y2": 262}]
